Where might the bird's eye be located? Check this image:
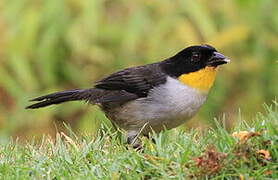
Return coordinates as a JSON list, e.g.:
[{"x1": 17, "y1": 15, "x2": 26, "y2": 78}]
[{"x1": 191, "y1": 52, "x2": 201, "y2": 62}]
